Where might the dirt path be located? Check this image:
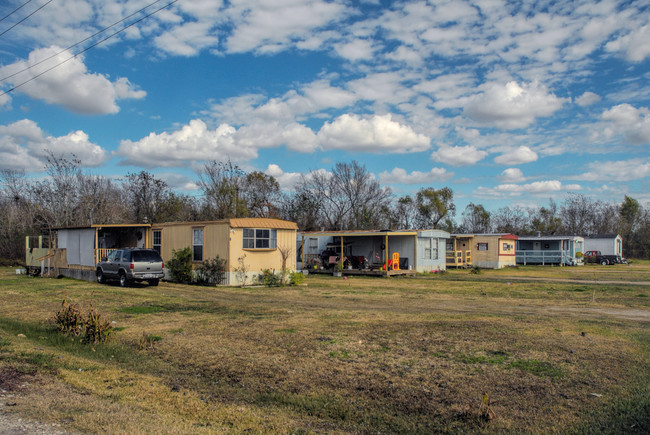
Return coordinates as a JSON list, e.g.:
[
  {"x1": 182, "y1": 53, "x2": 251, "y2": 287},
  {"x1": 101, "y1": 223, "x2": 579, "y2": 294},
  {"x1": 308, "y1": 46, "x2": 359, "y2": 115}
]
[{"x1": 482, "y1": 275, "x2": 650, "y2": 286}]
